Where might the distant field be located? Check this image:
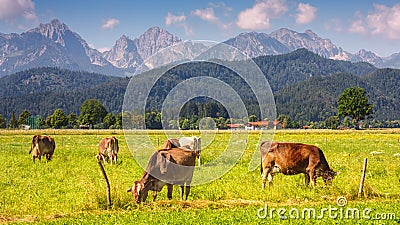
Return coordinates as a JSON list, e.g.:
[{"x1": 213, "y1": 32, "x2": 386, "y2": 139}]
[{"x1": 0, "y1": 129, "x2": 399, "y2": 224}]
